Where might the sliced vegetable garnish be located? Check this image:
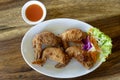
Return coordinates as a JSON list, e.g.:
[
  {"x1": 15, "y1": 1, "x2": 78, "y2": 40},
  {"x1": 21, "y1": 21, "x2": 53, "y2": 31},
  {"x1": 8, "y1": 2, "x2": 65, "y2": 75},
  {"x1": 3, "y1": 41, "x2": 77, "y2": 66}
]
[
  {"x1": 82, "y1": 36, "x2": 92, "y2": 51},
  {"x1": 88, "y1": 27, "x2": 112, "y2": 62}
]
